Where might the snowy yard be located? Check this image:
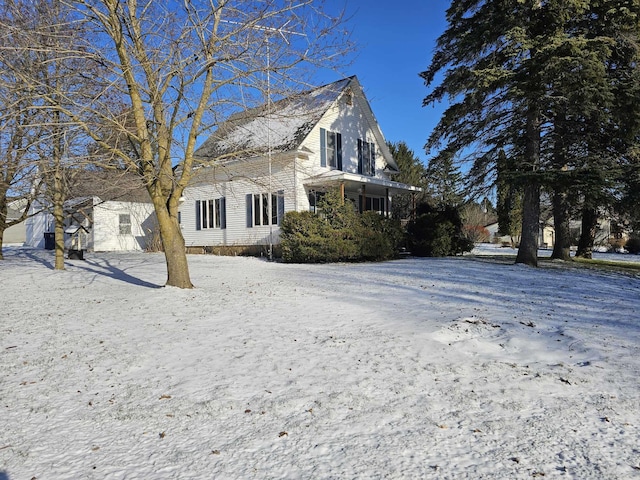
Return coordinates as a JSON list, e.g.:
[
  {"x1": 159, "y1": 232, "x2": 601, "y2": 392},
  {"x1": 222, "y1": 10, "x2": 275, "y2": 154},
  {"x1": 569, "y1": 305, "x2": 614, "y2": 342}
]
[{"x1": 1, "y1": 246, "x2": 639, "y2": 479}]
